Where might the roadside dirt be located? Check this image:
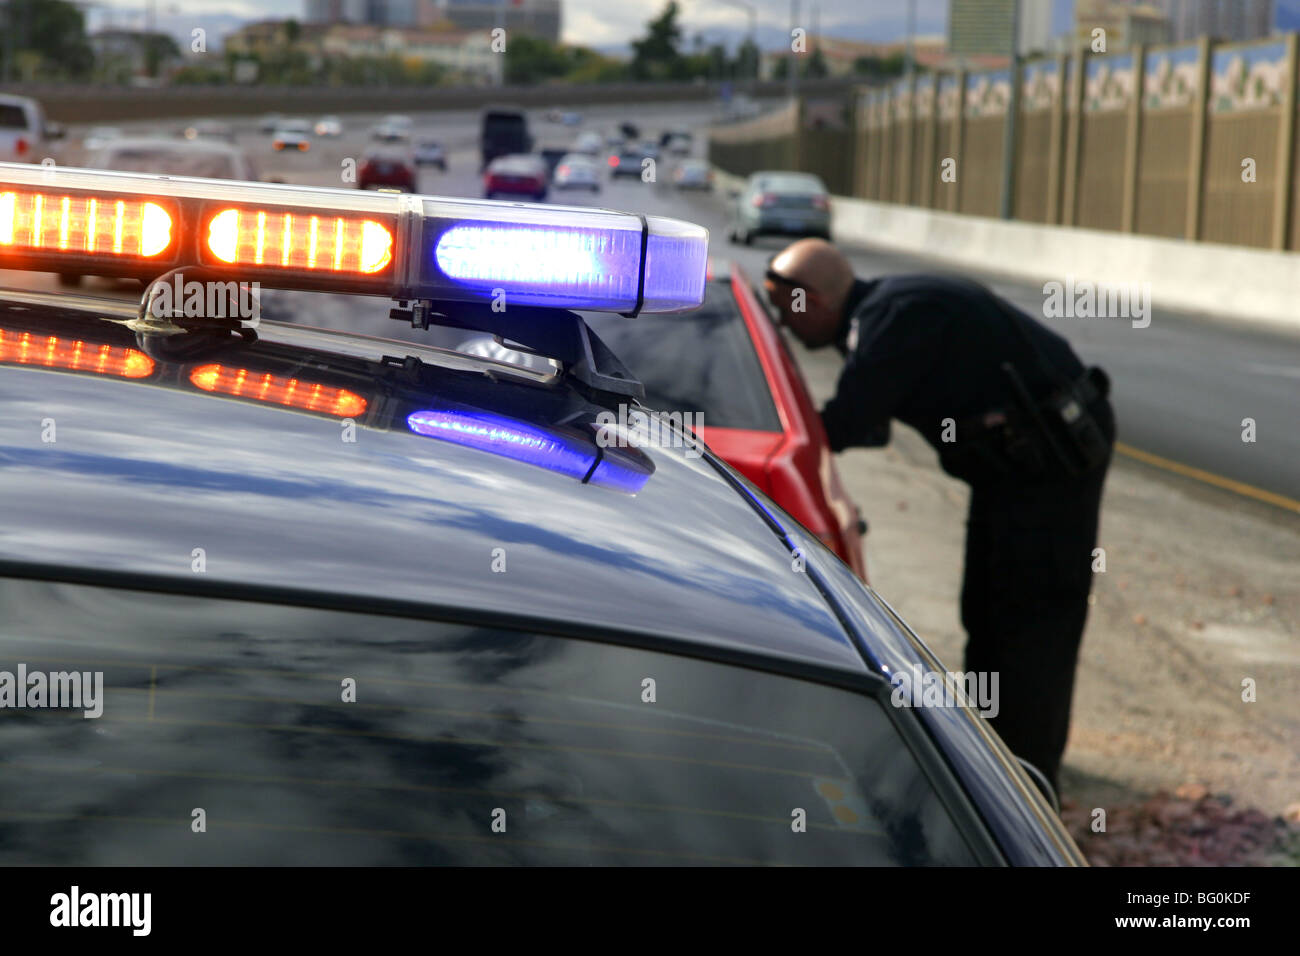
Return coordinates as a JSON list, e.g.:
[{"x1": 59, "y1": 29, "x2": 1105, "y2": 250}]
[{"x1": 793, "y1": 341, "x2": 1300, "y2": 865}]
